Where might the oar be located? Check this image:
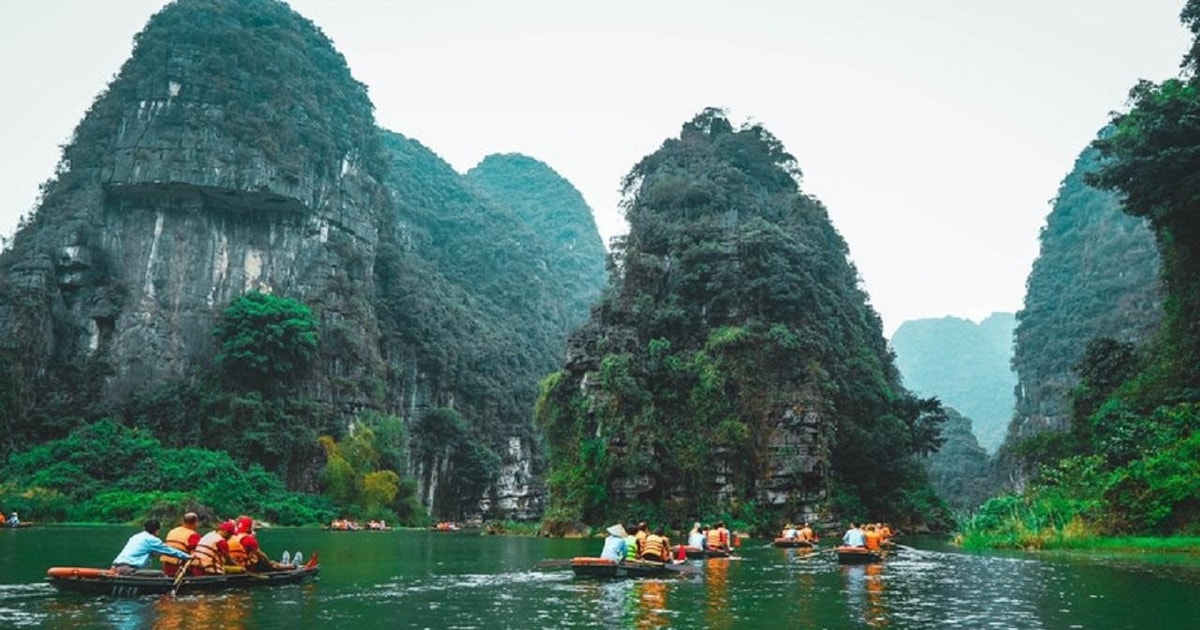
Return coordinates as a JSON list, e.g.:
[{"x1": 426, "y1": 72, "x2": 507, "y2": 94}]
[
  {"x1": 663, "y1": 561, "x2": 702, "y2": 576},
  {"x1": 534, "y1": 559, "x2": 575, "y2": 569},
  {"x1": 169, "y1": 558, "x2": 193, "y2": 597}
]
